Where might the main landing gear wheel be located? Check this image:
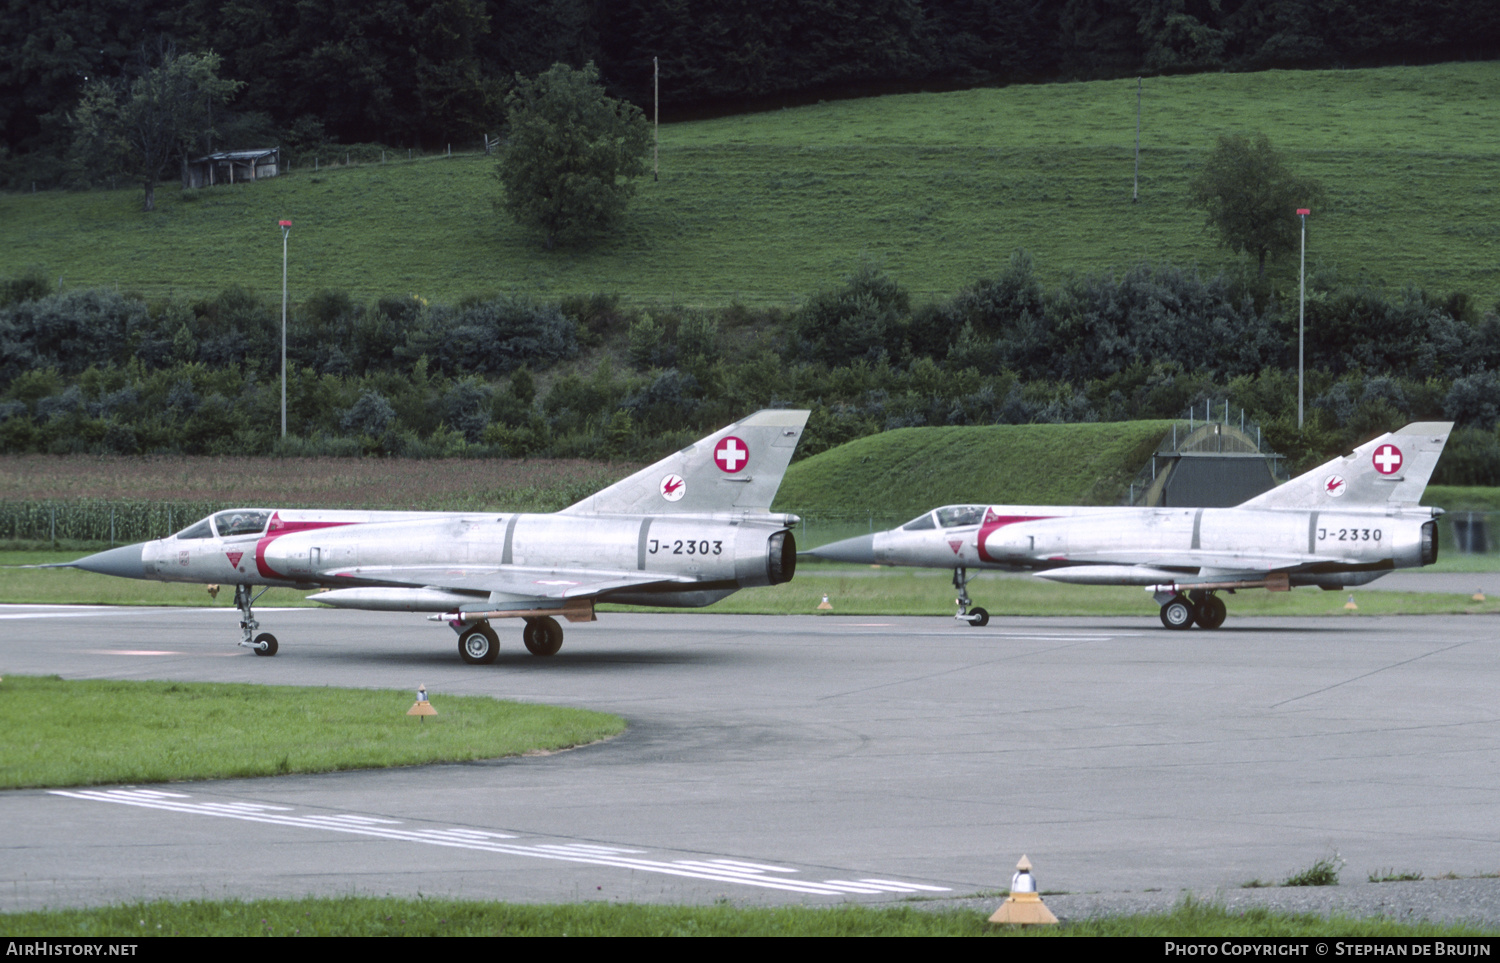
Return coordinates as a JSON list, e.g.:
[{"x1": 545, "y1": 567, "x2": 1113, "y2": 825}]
[
  {"x1": 1160, "y1": 595, "x2": 1196, "y2": 630},
  {"x1": 252, "y1": 633, "x2": 278, "y2": 656},
  {"x1": 522, "y1": 616, "x2": 564, "y2": 656},
  {"x1": 458, "y1": 623, "x2": 500, "y2": 664},
  {"x1": 1195, "y1": 594, "x2": 1227, "y2": 630}
]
